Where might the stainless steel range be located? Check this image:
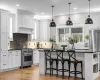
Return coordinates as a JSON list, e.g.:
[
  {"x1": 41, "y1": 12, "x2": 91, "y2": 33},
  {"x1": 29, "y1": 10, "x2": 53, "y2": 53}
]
[{"x1": 21, "y1": 48, "x2": 33, "y2": 68}]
